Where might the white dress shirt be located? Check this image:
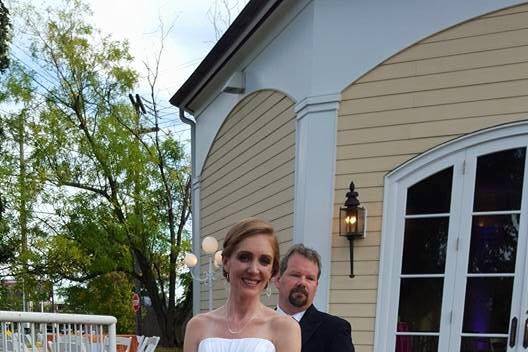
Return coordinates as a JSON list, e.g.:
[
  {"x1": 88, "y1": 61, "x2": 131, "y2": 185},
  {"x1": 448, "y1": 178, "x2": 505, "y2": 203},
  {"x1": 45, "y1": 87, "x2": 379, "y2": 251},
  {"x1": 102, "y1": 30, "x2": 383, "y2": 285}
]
[{"x1": 276, "y1": 305, "x2": 306, "y2": 322}]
